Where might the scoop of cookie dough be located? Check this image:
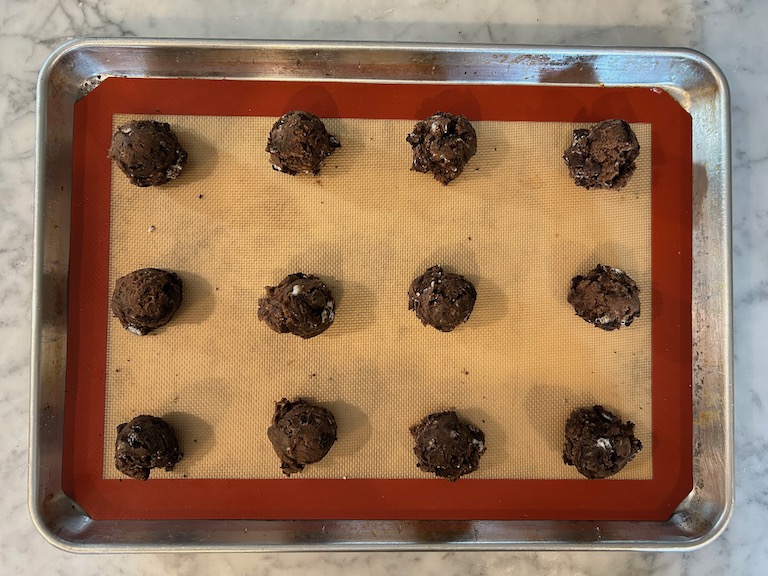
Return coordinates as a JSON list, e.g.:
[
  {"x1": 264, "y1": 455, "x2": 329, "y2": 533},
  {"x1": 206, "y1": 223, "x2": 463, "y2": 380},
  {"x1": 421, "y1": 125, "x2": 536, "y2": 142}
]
[
  {"x1": 563, "y1": 119, "x2": 640, "y2": 189},
  {"x1": 257, "y1": 273, "x2": 335, "y2": 339},
  {"x1": 111, "y1": 268, "x2": 183, "y2": 336},
  {"x1": 114, "y1": 414, "x2": 182, "y2": 480},
  {"x1": 408, "y1": 265, "x2": 477, "y2": 332},
  {"x1": 410, "y1": 411, "x2": 486, "y2": 481},
  {"x1": 267, "y1": 398, "x2": 337, "y2": 476},
  {"x1": 108, "y1": 120, "x2": 188, "y2": 187},
  {"x1": 406, "y1": 112, "x2": 477, "y2": 185},
  {"x1": 563, "y1": 405, "x2": 643, "y2": 479},
  {"x1": 568, "y1": 264, "x2": 640, "y2": 331},
  {"x1": 266, "y1": 110, "x2": 341, "y2": 175}
]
